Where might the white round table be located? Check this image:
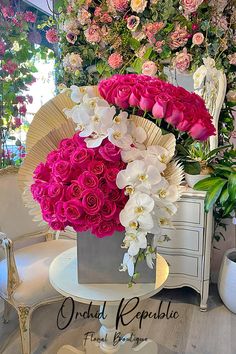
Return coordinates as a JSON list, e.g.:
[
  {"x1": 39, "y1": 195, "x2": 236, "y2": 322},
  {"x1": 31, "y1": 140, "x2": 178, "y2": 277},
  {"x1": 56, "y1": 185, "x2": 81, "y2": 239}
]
[{"x1": 49, "y1": 247, "x2": 169, "y2": 354}]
